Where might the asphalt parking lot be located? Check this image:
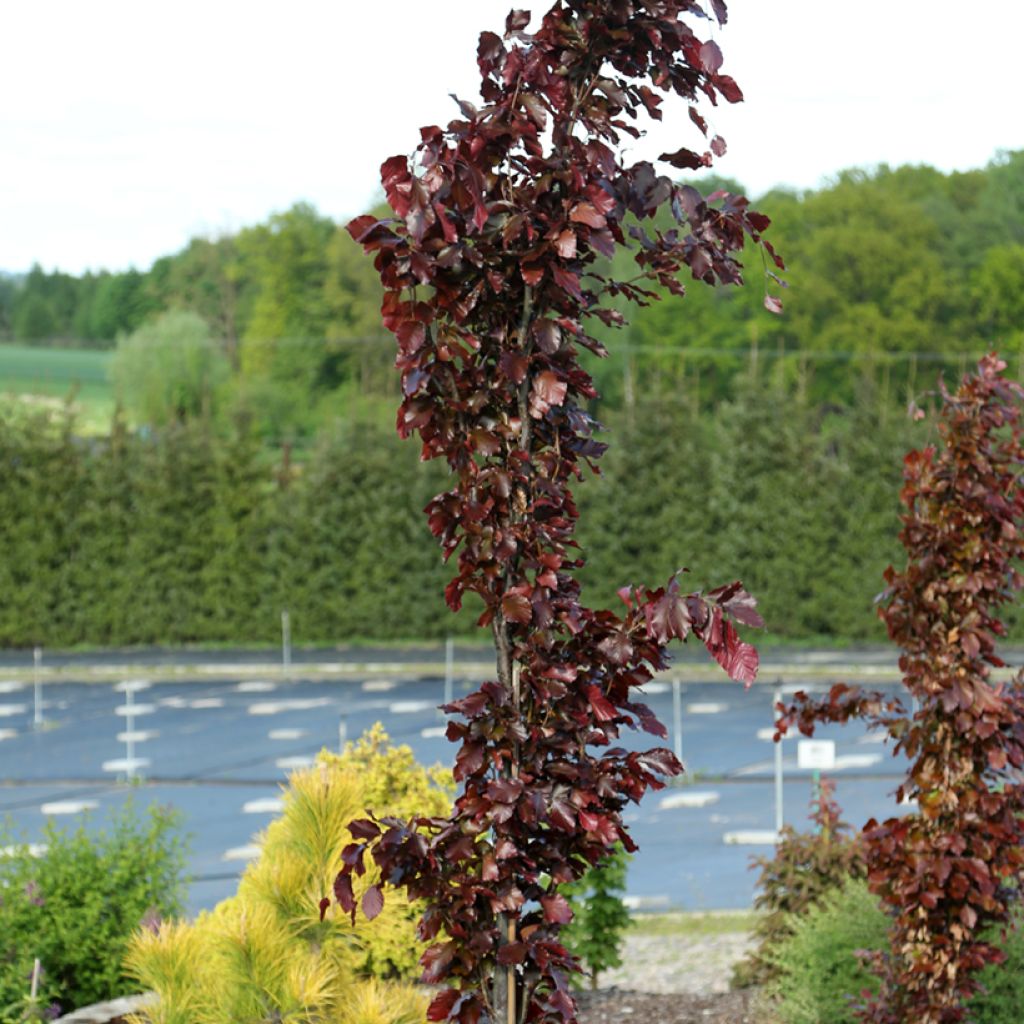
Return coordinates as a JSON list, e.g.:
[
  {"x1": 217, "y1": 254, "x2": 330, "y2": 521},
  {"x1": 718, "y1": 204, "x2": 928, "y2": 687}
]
[{"x1": 0, "y1": 660, "x2": 914, "y2": 916}]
